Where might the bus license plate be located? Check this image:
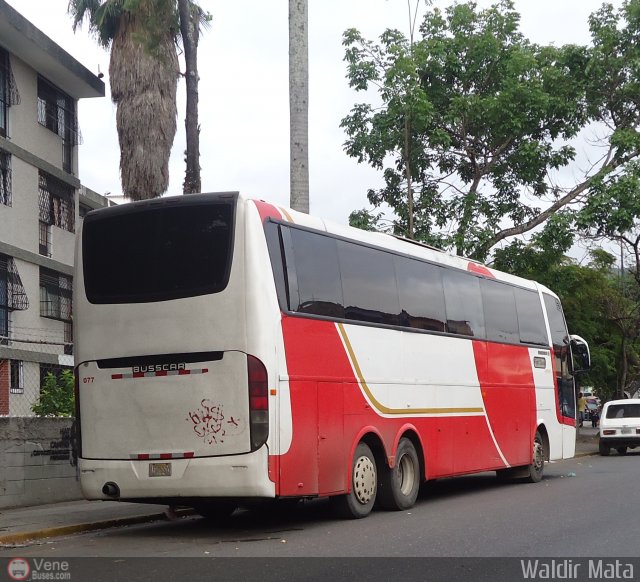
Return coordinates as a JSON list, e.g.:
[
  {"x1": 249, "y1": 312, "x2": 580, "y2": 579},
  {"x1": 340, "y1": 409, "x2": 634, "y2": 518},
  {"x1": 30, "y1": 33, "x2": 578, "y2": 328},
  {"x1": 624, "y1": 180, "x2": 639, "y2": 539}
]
[
  {"x1": 149, "y1": 462, "x2": 172, "y2": 477},
  {"x1": 621, "y1": 428, "x2": 632, "y2": 434}
]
